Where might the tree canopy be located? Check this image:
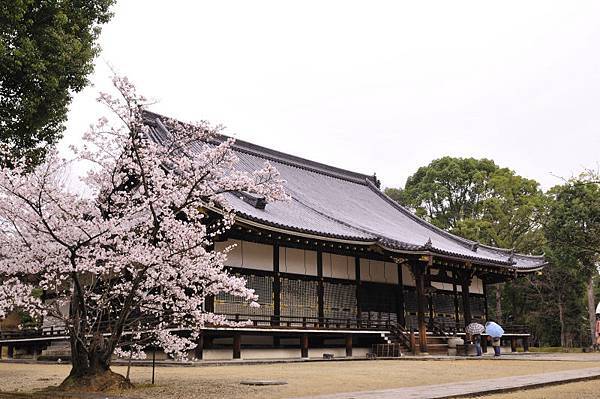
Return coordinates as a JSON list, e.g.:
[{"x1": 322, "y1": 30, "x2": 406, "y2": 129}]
[{"x1": 0, "y1": 0, "x2": 114, "y2": 167}]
